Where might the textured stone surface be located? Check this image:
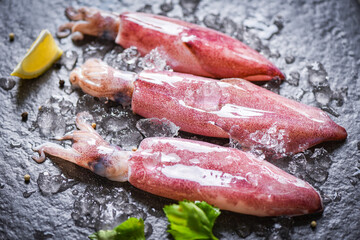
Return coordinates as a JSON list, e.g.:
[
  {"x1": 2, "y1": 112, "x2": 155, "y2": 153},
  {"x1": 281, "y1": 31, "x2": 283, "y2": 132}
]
[{"x1": 0, "y1": 0, "x2": 359, "y2": 239}]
